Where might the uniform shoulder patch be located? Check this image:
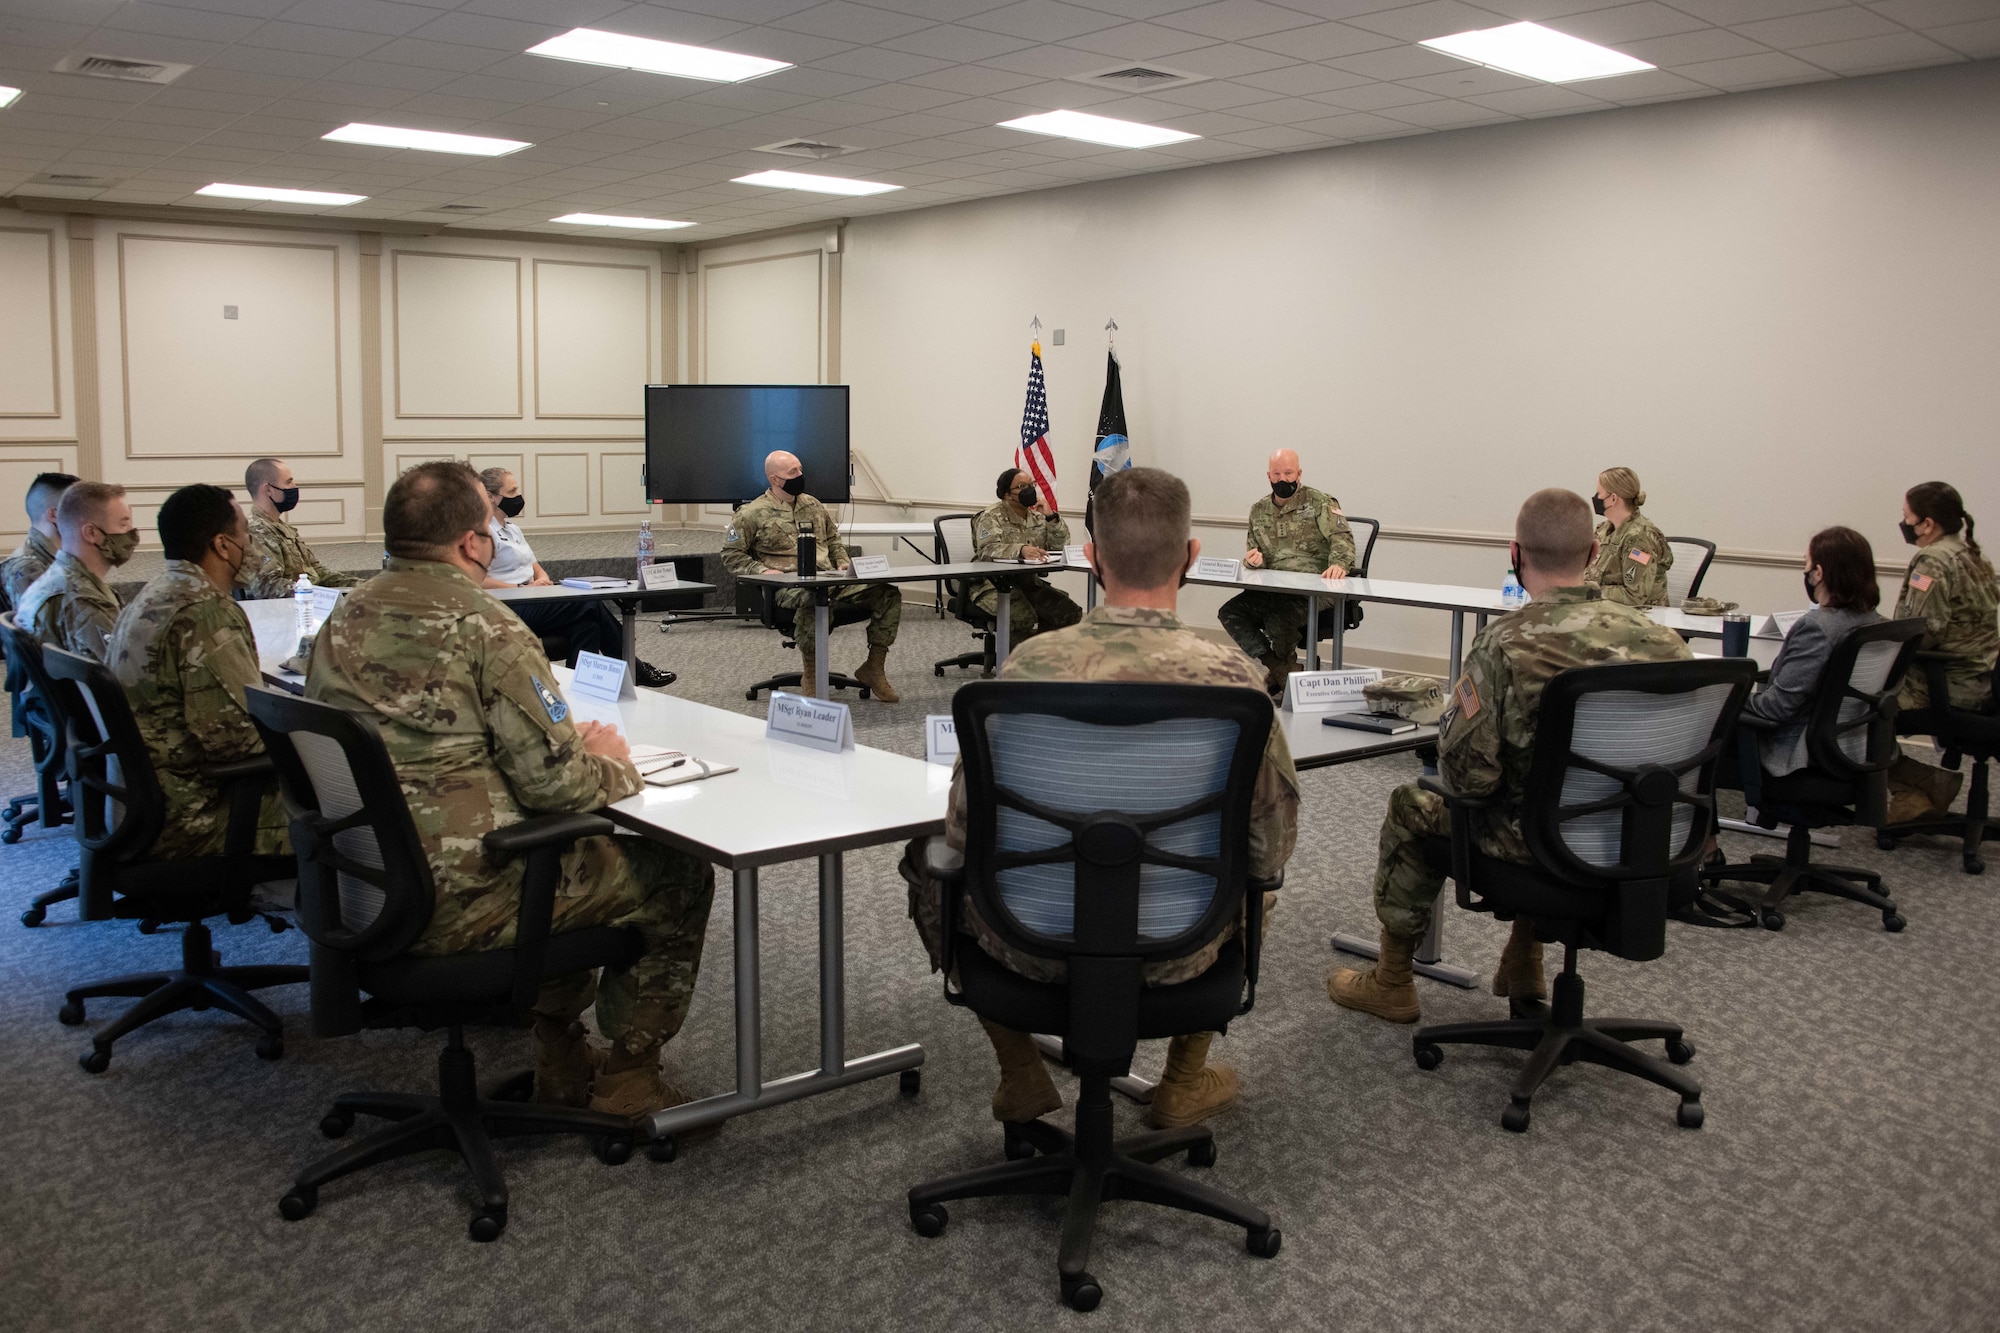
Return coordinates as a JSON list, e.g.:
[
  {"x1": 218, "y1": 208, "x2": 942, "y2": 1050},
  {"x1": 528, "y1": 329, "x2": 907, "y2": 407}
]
[
  {"x1": 1629, "y1": 548, "x2": 1651, "y2": 564},
  {"x1": 530, "y1": 674, "x2": 568, "y2": 724},
  {"x1": 1910, "y1": 572, "x2": 1934, "y2": 592},
  {"x1": 1455, "y1": 674, "x2": 1481, "y2": 718},
  {"x1": 724, "y1": 525, "x2": 739, "y2": 543}
]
